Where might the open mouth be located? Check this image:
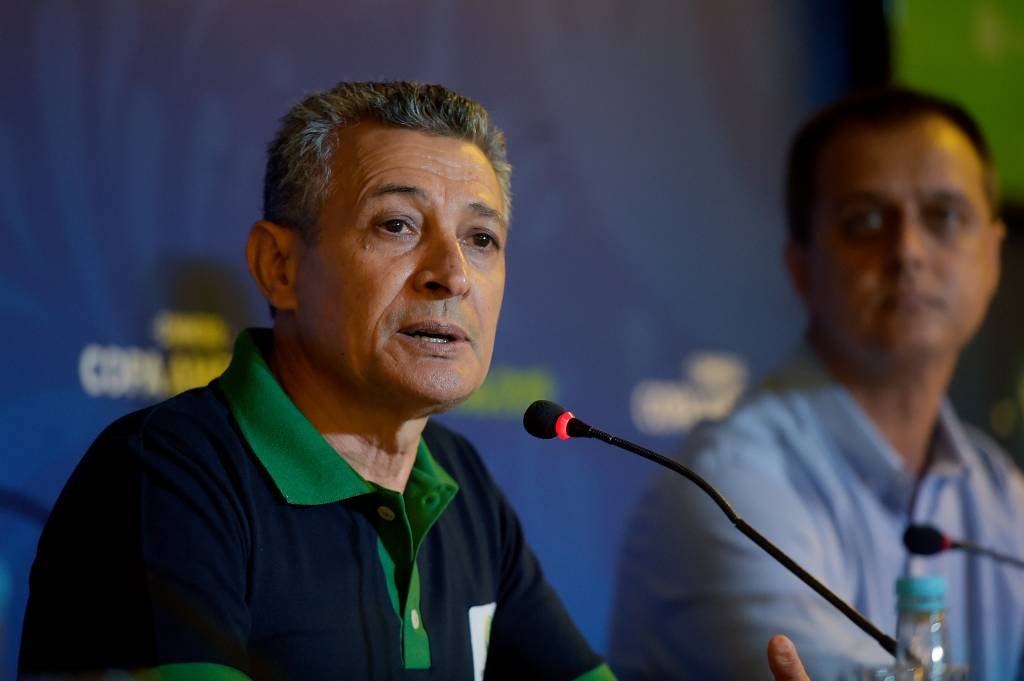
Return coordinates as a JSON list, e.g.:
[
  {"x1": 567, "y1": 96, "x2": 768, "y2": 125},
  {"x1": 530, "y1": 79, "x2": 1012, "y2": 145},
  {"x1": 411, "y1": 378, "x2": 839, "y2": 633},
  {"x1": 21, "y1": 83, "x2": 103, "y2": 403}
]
[
  {"x1": 402, "y1": 331, "x2": 456, "y2": 344},
  {"x1": 398, "y1": 322, "x2": 468, "y2": 345}
]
